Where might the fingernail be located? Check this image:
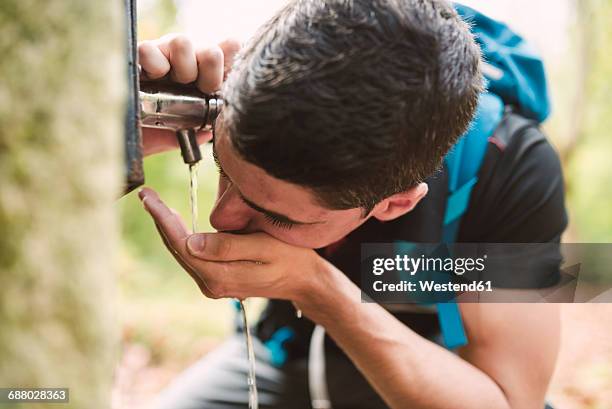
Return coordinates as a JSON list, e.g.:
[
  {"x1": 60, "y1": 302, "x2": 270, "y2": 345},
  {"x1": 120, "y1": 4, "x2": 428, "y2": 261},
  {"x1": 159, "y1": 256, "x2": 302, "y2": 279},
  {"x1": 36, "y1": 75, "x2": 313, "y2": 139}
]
[
  {"x1": 187, "y1": 234, "x2": 206, "y2": 254},
  {"x1": 138, "y1": 188, "x2": 147, "y2": 201},
  {"x1": 141, "y1": 196, "x2": 150, "y2": 212}
]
